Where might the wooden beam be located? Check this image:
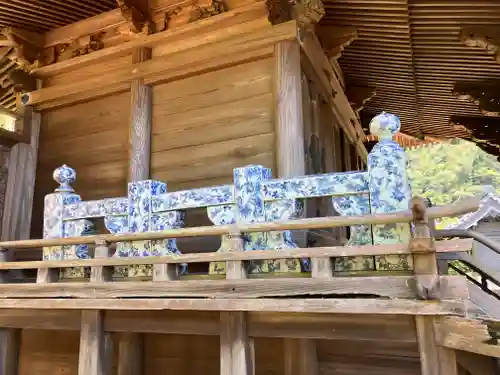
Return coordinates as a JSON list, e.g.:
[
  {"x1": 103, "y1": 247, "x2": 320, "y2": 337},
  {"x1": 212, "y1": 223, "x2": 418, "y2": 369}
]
[
  {"x1": 298, "y1": 28, "x2": 367, "y2": 158},
  {"x1": 35, "y1": 2, "x2": 269, "y2": 77},
  {"x1": 0, "y1": 298, "x2": 466, "y2": 315},
  {"x1": 460, "y1": 26, "x2": 500, "y2": 63},
  {"x1": 438, "y1": 317, "x2": 500, "y2": 359},
  {"x1": 0, "y1": 276, "x2": 468, "y2": 300},
  {"x1": 0, "y1": 239, "x2": 473, "y2": 269},
  {"x1": 23, "y1": 19, "x2": 295, "y2": 107},
  {"x1": 0, "y1": 310, "x2": 419, "y2": 343},
  {"x1": 44, "y1": 10, "x2": 126, "y2": 47}
]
